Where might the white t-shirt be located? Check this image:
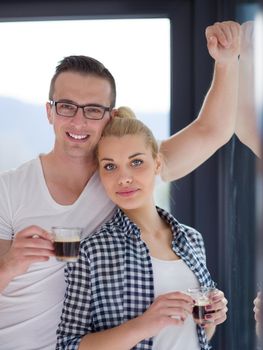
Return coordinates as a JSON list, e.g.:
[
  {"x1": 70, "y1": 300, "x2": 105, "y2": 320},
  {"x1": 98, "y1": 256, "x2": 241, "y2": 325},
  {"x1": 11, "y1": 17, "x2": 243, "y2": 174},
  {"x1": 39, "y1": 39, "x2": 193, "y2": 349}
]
[
  {"x1": 0, "y1": 157, "x2": 115, "y2": 350},
  {"x1": 151, "y1": 257, "x2": 201, "y2": 350}
]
